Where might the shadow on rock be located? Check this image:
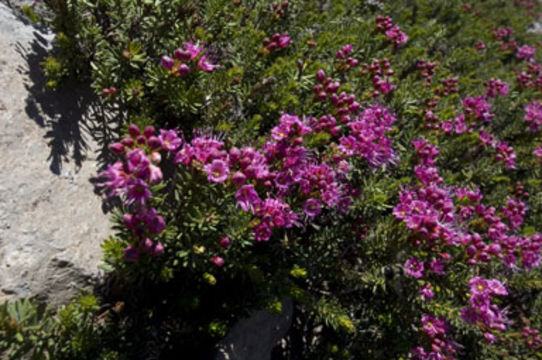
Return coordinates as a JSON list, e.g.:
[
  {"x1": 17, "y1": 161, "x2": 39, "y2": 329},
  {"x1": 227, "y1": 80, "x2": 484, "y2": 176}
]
[{"x1": 16, "y1": 28, "x2": 124, "y2": 176}]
